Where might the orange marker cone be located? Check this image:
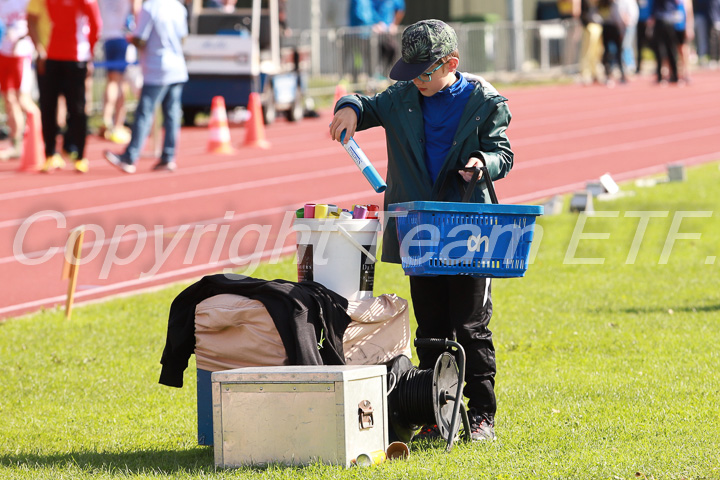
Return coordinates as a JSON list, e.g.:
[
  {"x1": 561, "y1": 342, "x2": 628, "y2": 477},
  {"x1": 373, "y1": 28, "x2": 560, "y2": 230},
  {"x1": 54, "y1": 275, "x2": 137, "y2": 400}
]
[
  {"x1": 329, "y1": 82, "x2": 350, "y2": 139},
  {"x1": 18, "y1": 109, "x2": 45, "y2": 173},
  {"x1": 333, "y1": 81, "x2": 348, "y2": 108},
  {"x1": 243, "y1": 92, "x2": 271, "y2": 149},
  {"x1": 207, "y1": 96, "x2": 235, "y2": 154}
]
